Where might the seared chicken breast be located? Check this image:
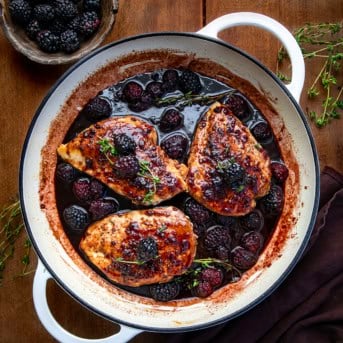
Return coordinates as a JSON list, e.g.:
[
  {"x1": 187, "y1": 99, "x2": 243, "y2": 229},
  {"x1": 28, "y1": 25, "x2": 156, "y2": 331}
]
[
  {"x1": 187, "y1": 102, "x2": 271, "y2": 216},
  {"x1": 80, "y1": 206, "x2": 197, "y2": 287},
  {"x1": 57, "y1": 116, "x2": 188, "y2": 206}
]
